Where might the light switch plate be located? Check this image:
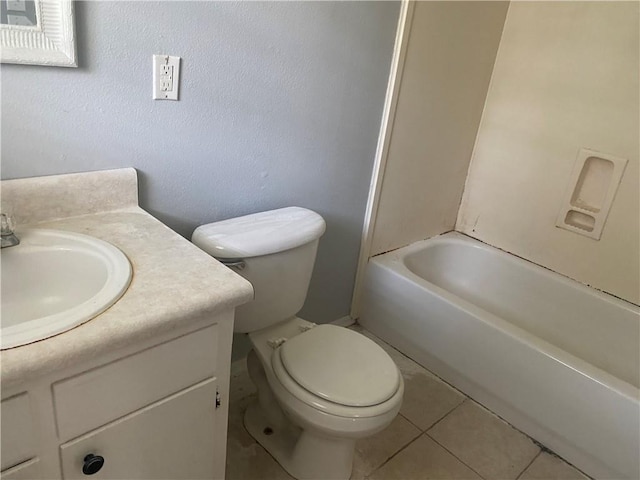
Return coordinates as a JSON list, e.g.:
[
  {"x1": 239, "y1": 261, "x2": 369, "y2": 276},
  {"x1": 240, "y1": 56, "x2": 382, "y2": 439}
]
[{"x1": 153, "y1": 55, "x2": 180, "y2": 101}]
